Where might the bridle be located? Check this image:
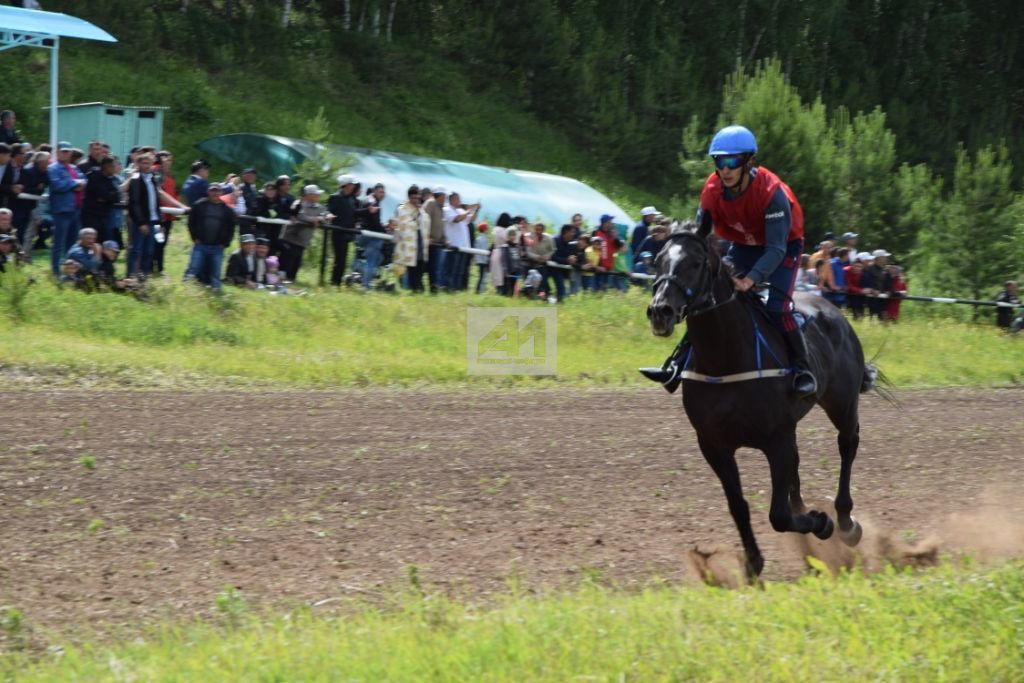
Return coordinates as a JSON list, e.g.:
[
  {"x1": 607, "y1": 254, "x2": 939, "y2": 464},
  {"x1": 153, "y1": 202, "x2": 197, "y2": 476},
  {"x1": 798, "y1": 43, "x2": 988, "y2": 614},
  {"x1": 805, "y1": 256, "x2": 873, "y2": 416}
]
[{"x1": 652, "y1": 232, "x2": 733, "y2": 321}]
